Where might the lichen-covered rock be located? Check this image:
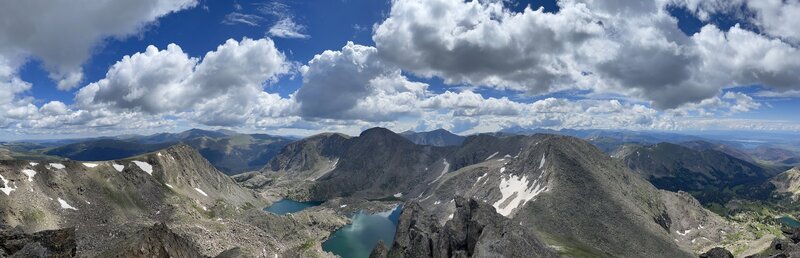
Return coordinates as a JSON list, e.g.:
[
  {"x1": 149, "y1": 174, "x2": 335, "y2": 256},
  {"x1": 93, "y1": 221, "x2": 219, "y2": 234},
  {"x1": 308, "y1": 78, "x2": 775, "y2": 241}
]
[{"x1": 0, "y1": 227, "x2": 76, "y2": 258}]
